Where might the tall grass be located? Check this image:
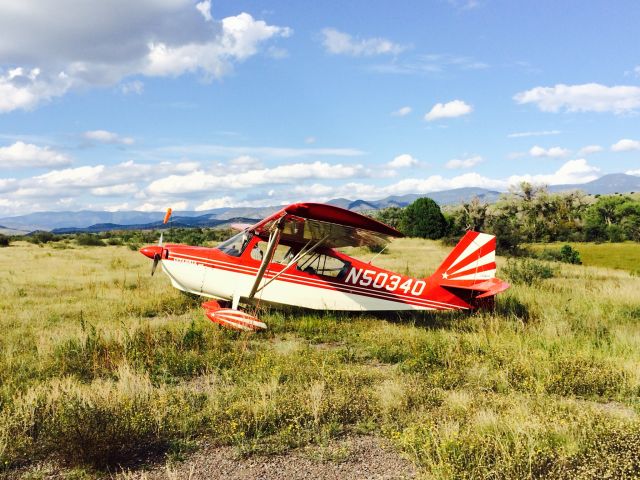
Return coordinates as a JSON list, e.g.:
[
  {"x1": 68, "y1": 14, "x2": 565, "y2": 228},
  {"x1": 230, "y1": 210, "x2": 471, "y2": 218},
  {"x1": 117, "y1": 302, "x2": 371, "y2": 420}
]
[{"x1": 0, "y1": 240, "x2": 639, "y2": 478}]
